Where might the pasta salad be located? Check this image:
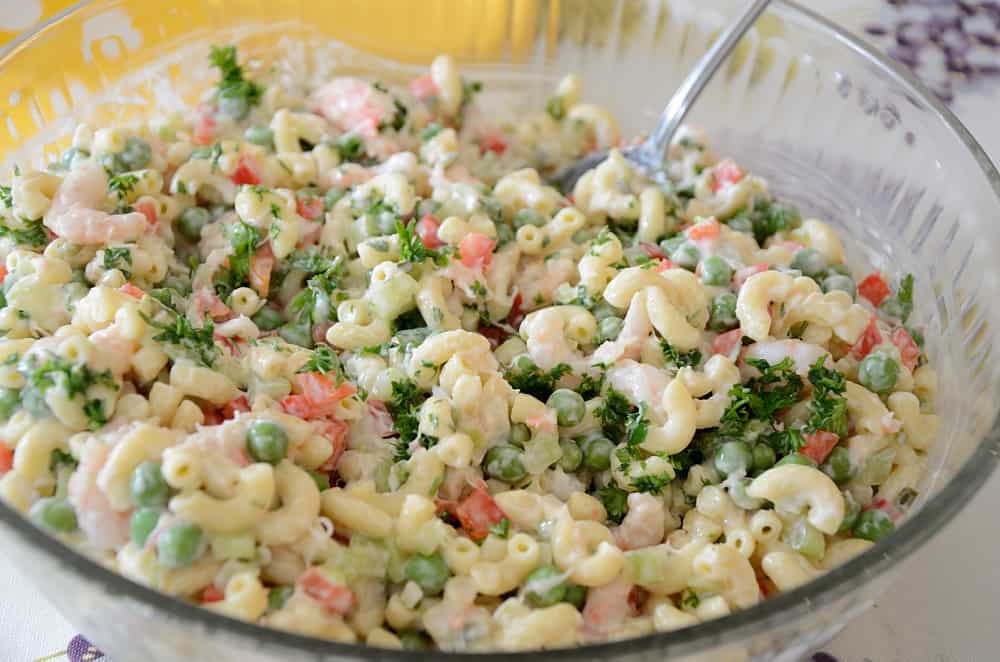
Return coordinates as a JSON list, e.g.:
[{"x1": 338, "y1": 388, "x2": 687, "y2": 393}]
[{"x1": 0, "y1": 46, "x2": 938, "y2": 651}]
